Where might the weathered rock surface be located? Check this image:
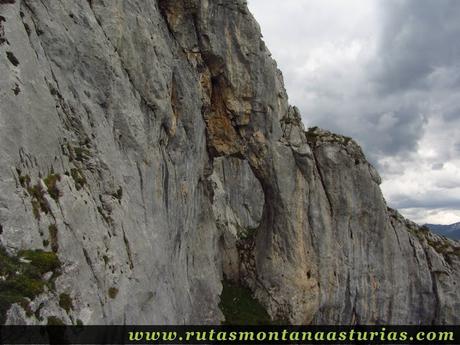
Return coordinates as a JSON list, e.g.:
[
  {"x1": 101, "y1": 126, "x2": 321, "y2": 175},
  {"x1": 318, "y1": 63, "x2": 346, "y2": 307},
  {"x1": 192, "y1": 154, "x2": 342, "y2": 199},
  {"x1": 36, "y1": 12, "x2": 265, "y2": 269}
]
[{"x1": 0, "y1": 0, "x2": 459, "y2": 325}]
